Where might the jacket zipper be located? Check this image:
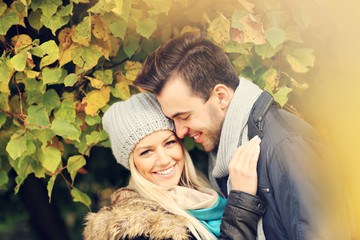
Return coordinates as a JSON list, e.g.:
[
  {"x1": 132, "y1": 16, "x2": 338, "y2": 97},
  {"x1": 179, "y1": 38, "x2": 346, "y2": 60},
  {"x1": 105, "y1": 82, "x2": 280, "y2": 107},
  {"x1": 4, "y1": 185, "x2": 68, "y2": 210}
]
[
  {"x1": 258, "y1": 186, "x2": 270, "y2": 192},
  {"x1": 255, "y1": 98, "x2": 273, "y2": 130}
]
